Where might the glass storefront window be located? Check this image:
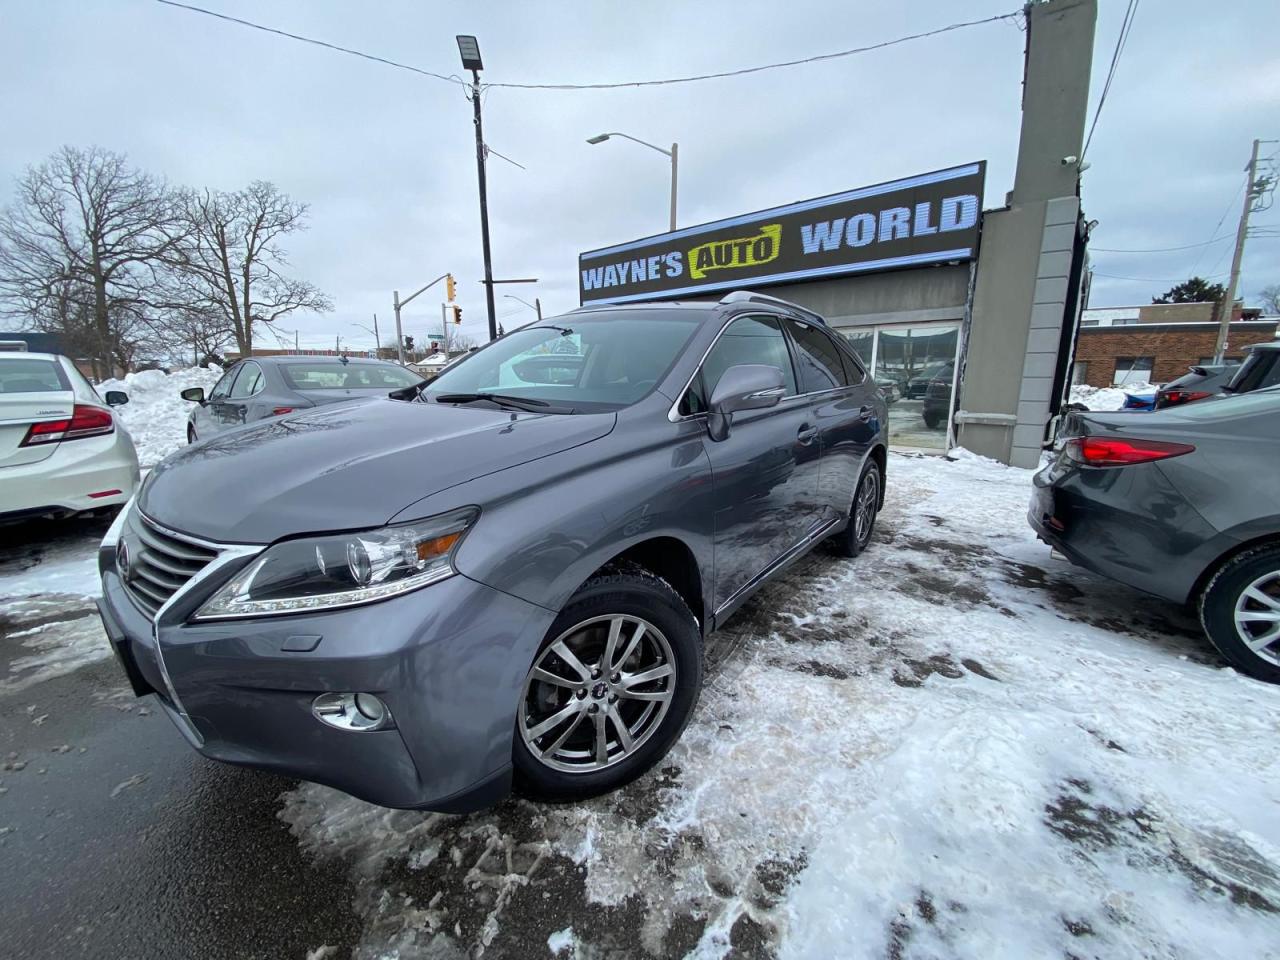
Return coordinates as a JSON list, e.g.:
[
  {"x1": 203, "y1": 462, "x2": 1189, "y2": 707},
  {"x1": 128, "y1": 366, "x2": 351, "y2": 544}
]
[{"x1": 839, "y1": 322, "x2": 959, "y2": 451}]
